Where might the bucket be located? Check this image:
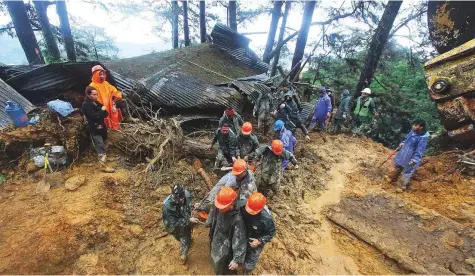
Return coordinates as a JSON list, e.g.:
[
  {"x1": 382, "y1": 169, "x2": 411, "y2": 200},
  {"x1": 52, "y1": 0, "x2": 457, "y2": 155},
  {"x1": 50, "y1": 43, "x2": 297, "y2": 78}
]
[{"x1": 5, "y1": 101, "x2": 29, "y2": 127}]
